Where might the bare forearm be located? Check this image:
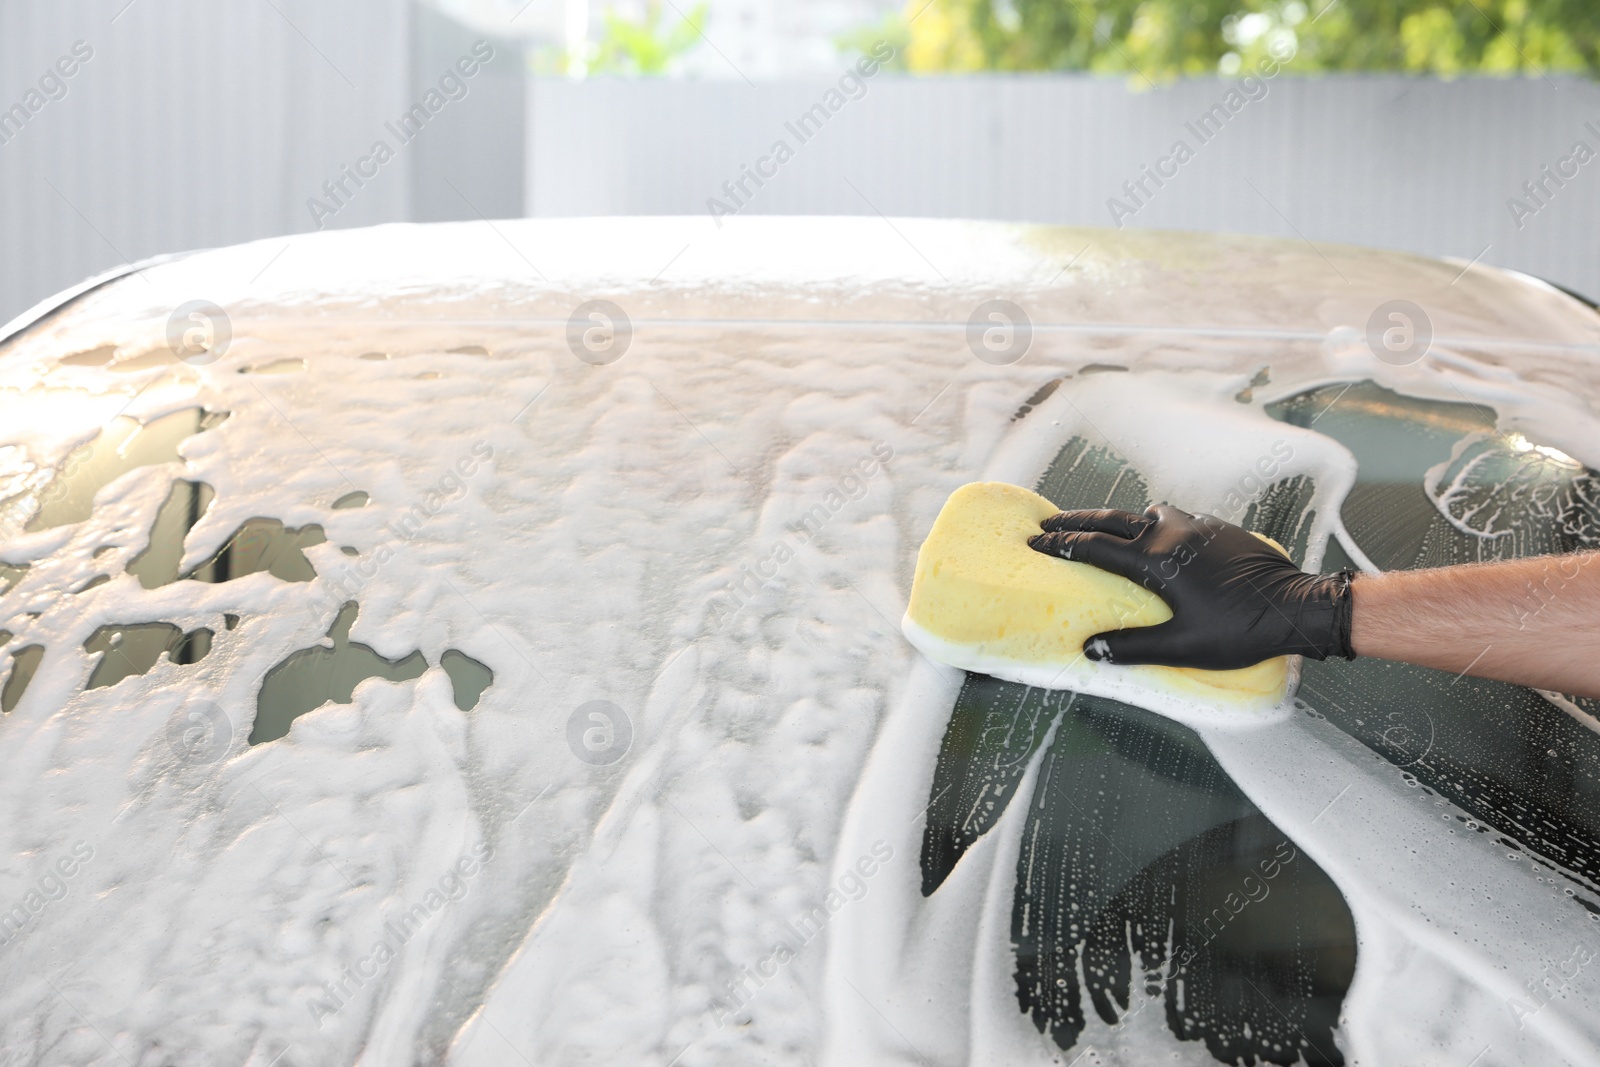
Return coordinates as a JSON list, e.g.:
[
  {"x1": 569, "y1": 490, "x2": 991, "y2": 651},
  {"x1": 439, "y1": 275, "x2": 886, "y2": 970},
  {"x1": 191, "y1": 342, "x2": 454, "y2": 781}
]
[{"x1": 1351, "y1": 552, "x2": 1600, "y2": 698}]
